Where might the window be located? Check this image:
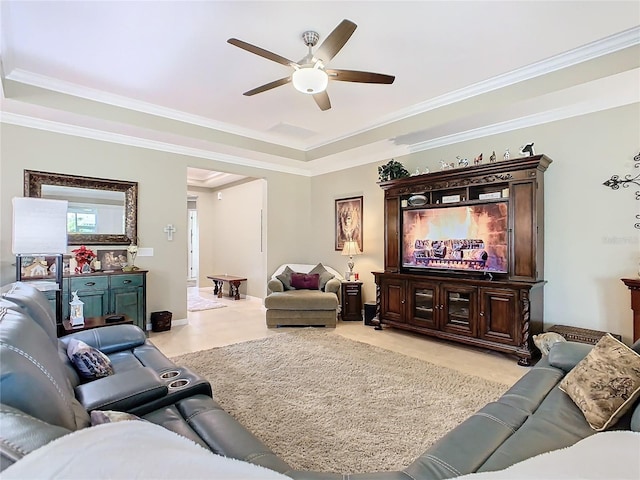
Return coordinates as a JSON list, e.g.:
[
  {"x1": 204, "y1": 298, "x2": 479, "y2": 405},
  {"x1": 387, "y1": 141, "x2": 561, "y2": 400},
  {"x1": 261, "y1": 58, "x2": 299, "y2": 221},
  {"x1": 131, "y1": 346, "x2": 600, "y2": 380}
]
[{"x1": 68, "y1": 208, "x2": 97, "y2": 233}]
